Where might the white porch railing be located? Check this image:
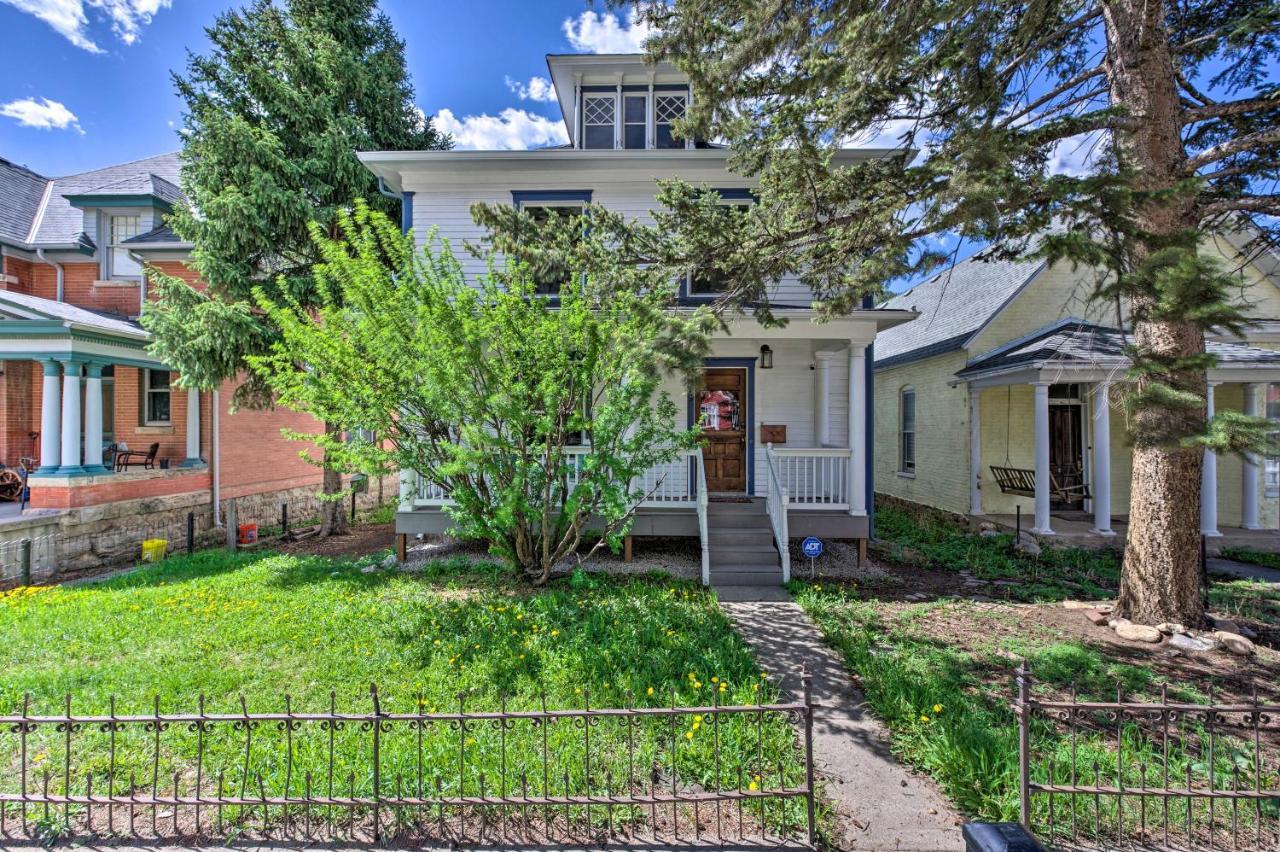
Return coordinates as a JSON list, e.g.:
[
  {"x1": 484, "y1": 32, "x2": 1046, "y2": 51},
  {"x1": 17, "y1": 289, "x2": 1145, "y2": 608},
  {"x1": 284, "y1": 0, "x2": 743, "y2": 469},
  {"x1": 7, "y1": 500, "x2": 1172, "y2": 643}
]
[
  {"x1": 767, "y1": 447, "x2": 851, "y2": 509},
  {"x1": 405, "y1": 446, "x2": 703, "y2": 509},
  {"x1": 694, "y1": 446, "x2": 709, "y2": 586},
  {"x1": 764, "y1": 444, "x2": 791, "y2": 583}
]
